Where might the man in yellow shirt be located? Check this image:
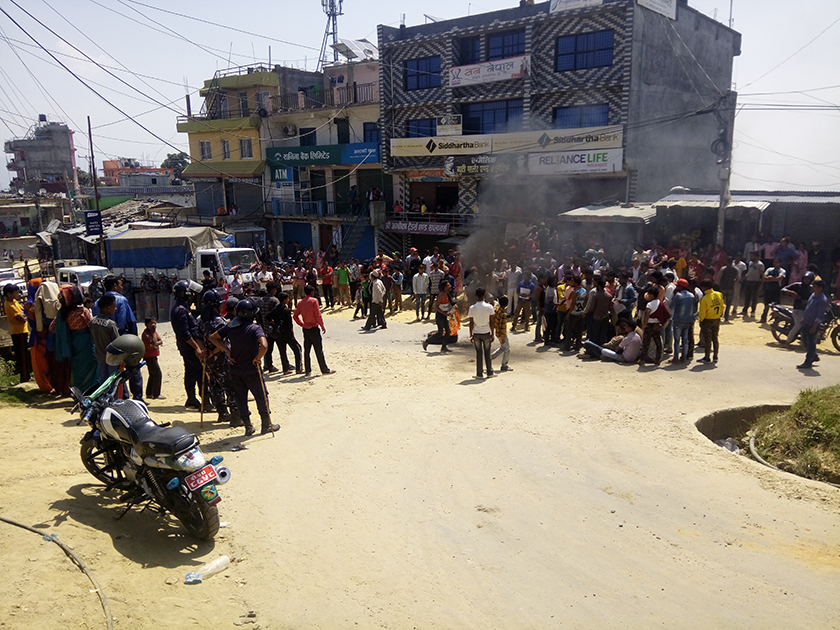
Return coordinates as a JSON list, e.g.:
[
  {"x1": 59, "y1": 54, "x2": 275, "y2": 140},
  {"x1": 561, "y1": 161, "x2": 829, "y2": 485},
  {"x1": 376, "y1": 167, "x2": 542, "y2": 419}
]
[
  {"x1": 697, "y1": 280, "x2": 725, "y2": 363},
  {"x1": 4, "y1": 284, "x2": 30, "y2": 382}
]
